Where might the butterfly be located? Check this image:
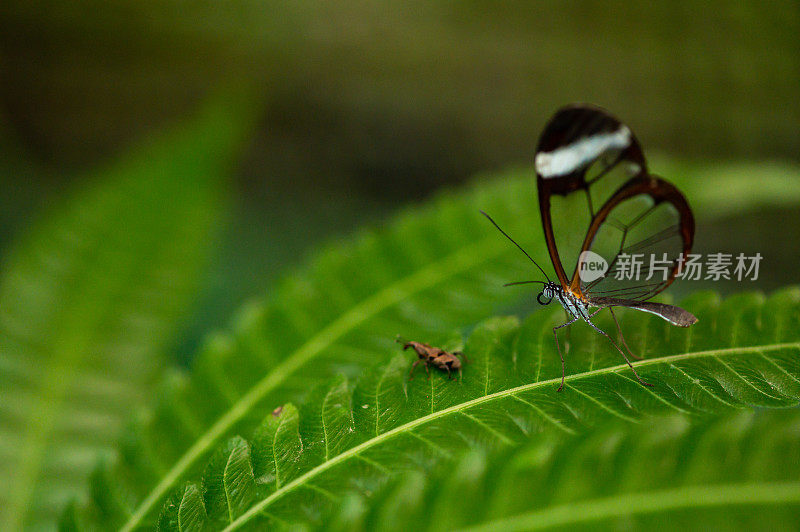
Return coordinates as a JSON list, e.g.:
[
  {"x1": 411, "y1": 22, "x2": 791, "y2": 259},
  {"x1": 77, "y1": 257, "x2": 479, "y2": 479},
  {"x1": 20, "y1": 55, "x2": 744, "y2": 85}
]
[{"x1": 483, "y1": 104, "x2": 697, "y2": 391}]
